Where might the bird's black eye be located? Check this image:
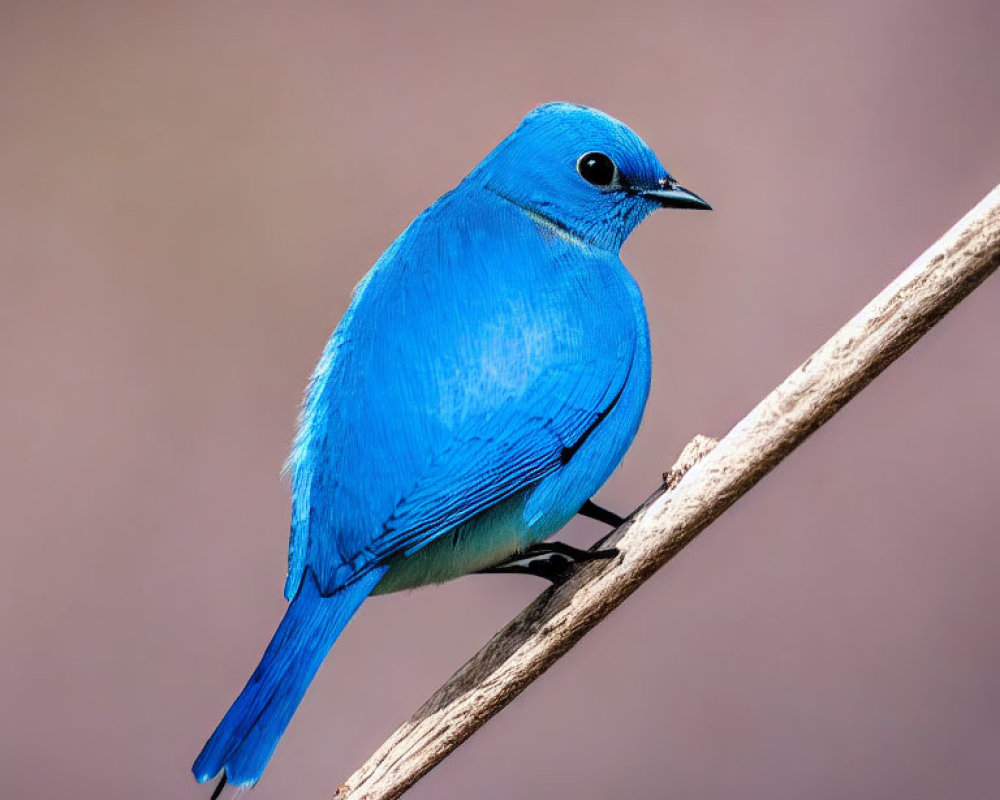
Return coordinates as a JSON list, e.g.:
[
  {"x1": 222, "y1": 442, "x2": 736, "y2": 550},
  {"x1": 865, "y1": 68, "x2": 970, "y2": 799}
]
[{"x1": 576, "y1": 152, "x2": 617, "y2": 187}]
